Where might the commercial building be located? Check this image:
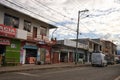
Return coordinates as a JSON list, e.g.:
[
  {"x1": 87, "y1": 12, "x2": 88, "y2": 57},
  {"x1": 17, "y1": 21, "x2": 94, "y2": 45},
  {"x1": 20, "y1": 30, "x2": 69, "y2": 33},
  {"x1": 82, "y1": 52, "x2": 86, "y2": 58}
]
[
  {"x1": 0, "y1": 3, "x2": 56, "y2": 66},
  {"x1": 52, "y1": 39, "x2": 88, "y2": 64}
]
